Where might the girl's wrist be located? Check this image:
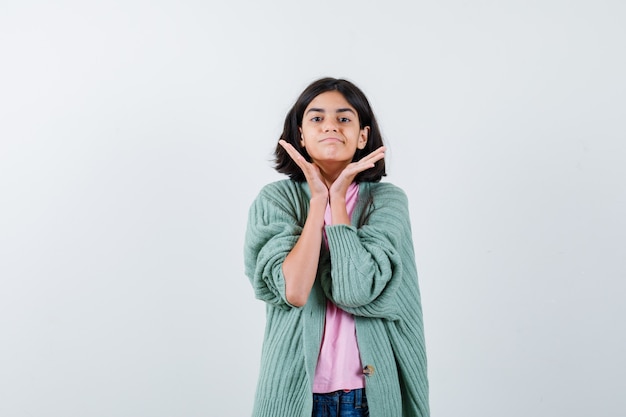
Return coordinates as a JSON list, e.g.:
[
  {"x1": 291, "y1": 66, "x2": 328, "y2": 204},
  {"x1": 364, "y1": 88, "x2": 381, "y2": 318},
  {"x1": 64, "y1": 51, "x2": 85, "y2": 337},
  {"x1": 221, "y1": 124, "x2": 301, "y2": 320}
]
[
  {"x1": 309, "y1": 195, "x2": 328, "y2": 209},
  {"x1": 329, "y1": 193, "x2": 346, "y2": 206}
]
